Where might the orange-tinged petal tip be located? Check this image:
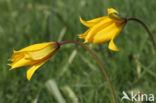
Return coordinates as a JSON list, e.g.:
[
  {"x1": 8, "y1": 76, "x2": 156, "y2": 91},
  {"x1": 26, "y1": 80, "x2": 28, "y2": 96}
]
[
  {"x1": 78, "y1": 34, "x2": 84, "y2": 39},
  {"x1": 8, "y1": 63, "x2": 17, "y2": 70}
]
